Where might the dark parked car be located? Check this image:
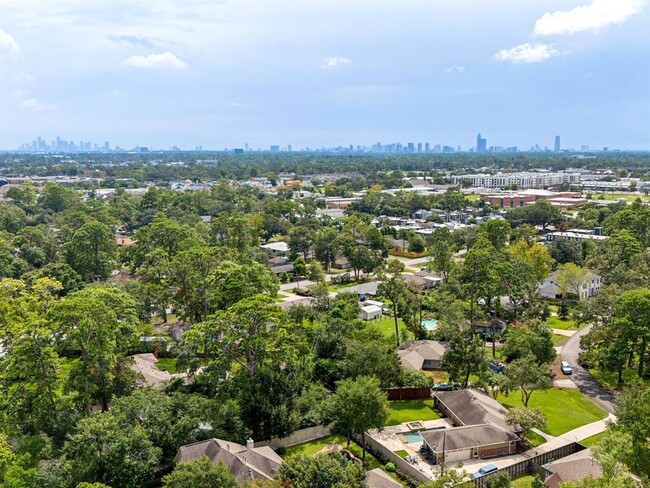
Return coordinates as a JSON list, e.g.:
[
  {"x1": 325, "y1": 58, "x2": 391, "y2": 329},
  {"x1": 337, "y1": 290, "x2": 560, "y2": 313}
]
[
  {"x1": 488, "y1": 362, "x2": 505, "y2": 373},
  {"x1": 431, "y1": 382, "x2": 454, "y2": 391}
]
